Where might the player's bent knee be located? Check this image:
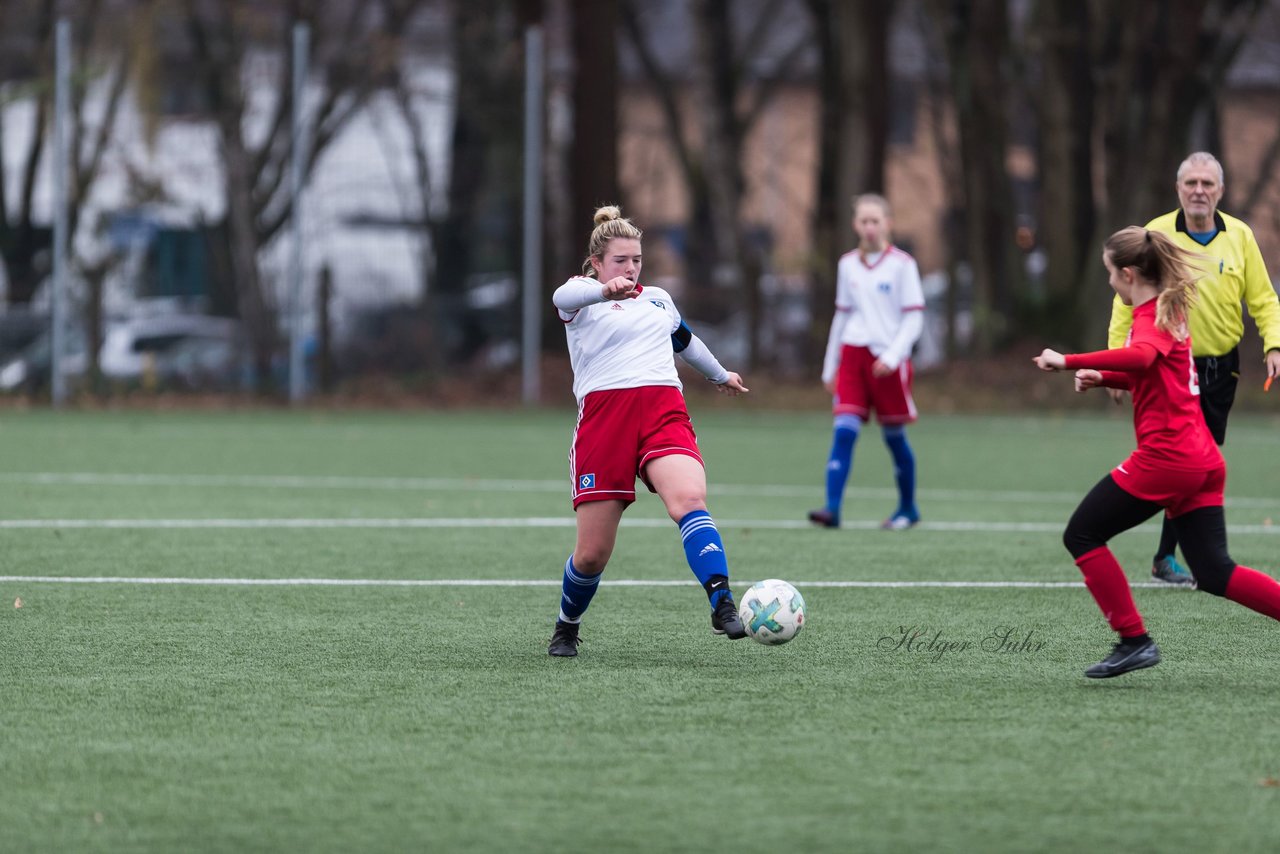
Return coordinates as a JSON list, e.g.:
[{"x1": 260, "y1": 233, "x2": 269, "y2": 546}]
[
  {"x1": 665, "y1": 495, "x2": 707, "y2": 522},
  {"x1": 572, "y1": 550, "x2": 610, "y2": 575},
  {"x1": 1062, "y1": 524, "x2": 1103, "y2": 559},
  {"x1": 1189, "y1": 561, "x2": 1235, "y2": 597}
]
